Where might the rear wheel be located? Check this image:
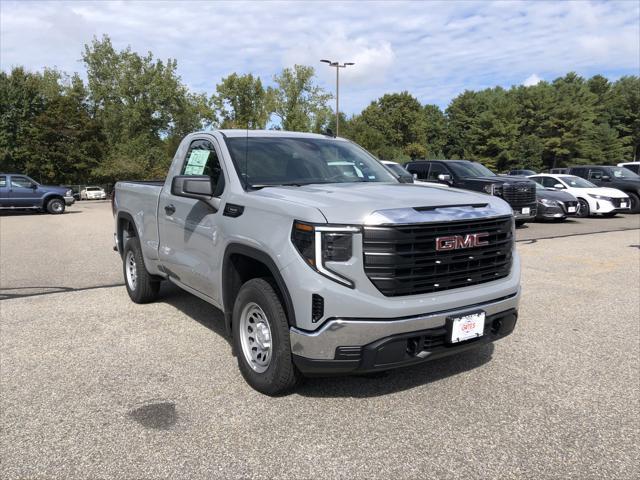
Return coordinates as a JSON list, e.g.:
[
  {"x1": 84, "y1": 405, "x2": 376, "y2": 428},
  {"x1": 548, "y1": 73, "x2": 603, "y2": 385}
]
[
  {"x1": 46, "y1": 198, "x2": 65, "y2": 214},
  {"x1": 123, "y1": 237, "x2": 160, "y2": 303},
  {"x1": 232, "y1": 278, "x2": 300, "y2": 395},
  {"x1": 577, "y1": 198, "x2": 590, "y2": 217},
  {"x1": 627, "y1": 192, "x2": 640, "y2": 213}
]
